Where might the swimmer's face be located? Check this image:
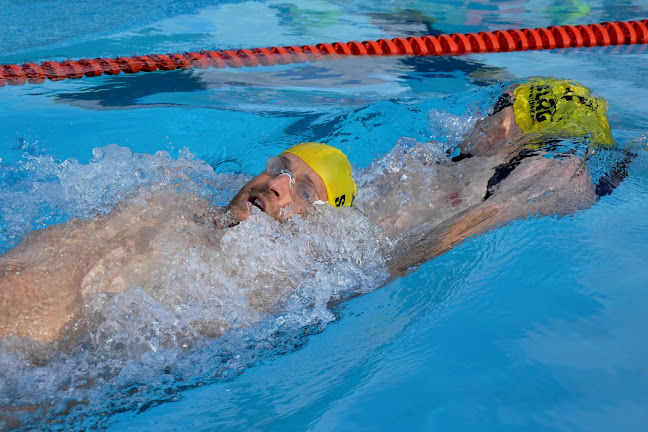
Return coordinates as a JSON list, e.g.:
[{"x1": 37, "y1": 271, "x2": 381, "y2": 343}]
[{"x1": 227, "y1": 152, "x2": 328, "y2": 221}]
